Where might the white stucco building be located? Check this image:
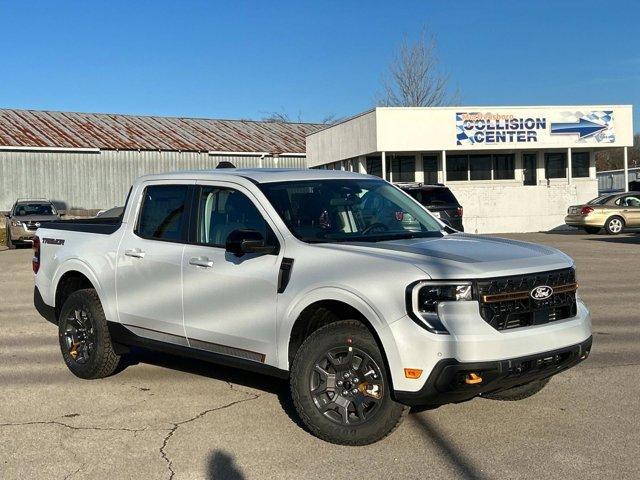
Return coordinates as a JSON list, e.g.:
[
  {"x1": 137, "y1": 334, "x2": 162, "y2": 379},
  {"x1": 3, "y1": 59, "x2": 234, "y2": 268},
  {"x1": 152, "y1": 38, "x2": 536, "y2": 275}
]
[{"x1": 306, "y1": 105, "x2": 634, "y2": 233}]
